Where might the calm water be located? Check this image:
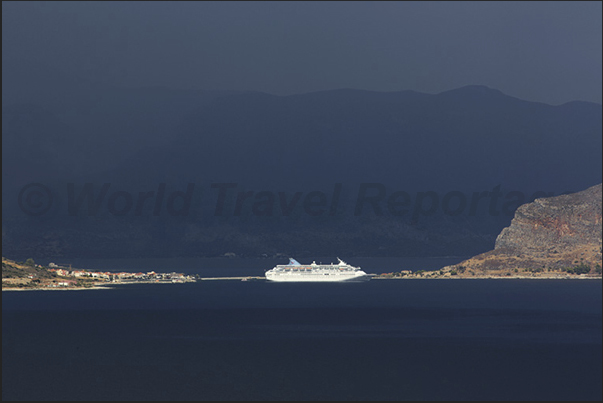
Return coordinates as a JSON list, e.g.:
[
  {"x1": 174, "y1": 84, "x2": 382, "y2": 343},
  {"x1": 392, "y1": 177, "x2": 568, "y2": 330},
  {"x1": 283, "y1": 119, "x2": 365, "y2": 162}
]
[{"x1": 3, "y1": 263, "x2": 602, "y2": 400}]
